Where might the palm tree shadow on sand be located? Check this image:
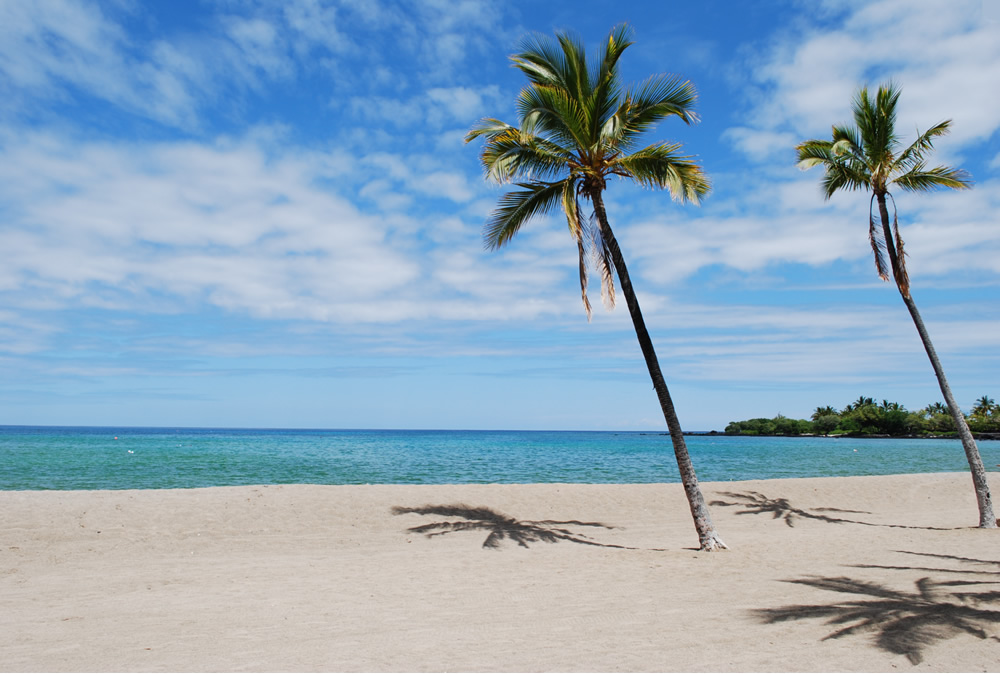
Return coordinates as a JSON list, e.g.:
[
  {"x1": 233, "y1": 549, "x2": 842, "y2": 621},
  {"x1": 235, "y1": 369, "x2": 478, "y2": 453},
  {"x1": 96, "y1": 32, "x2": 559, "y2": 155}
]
[
  {"x1": 709, "y1": 491, "x2": 950, "y2": 530},
  {"x1": 753, "y1": 553, "x2": 1000, "y2": 664},
  {"x1": 391, "y1": 504, "x2": 638, "y2": 550},
  {"x1": 851, "y1": 550, "x2": 1000, "y2": 576}
]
